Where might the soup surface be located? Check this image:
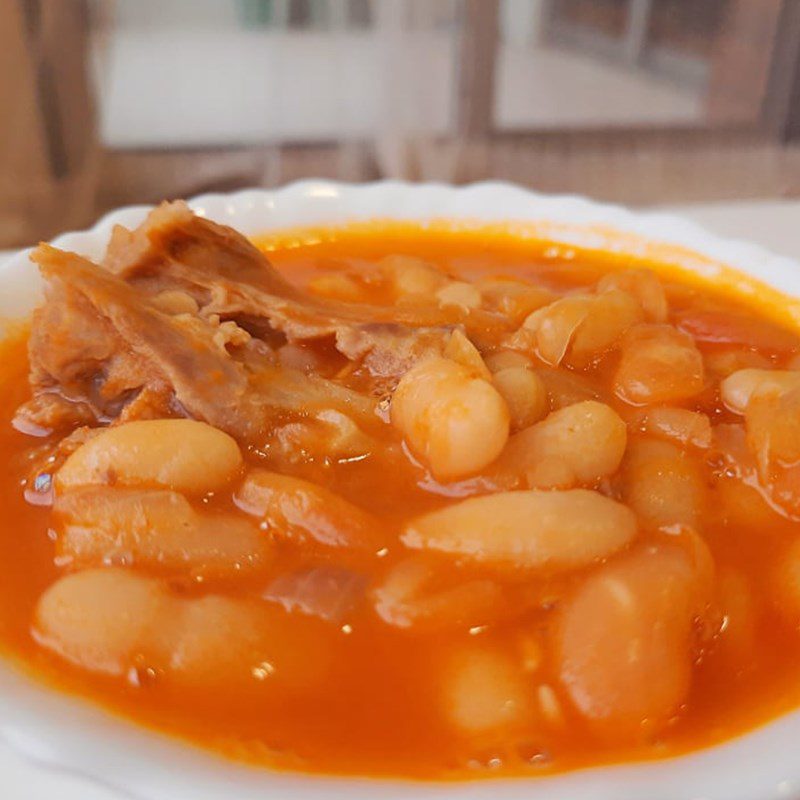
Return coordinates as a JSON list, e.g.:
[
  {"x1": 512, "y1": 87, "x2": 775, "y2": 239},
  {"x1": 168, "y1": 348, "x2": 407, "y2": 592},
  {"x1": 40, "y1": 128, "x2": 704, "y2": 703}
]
[{"x1": 3, "y1": 202, "x2": 800, "y2": 779}]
